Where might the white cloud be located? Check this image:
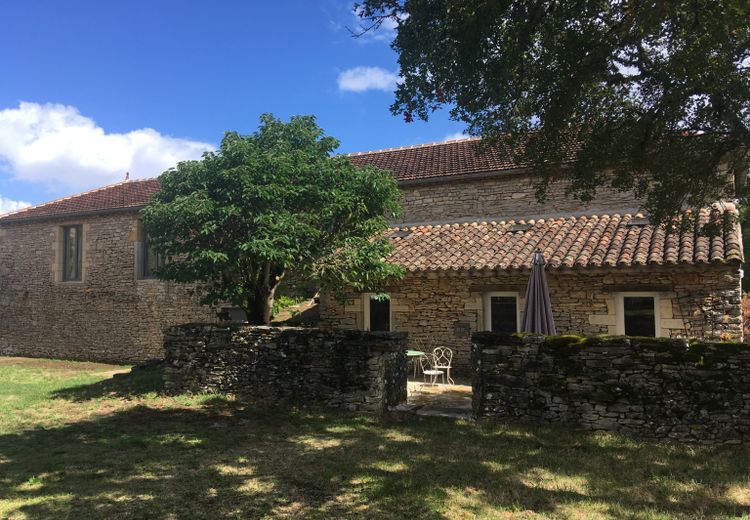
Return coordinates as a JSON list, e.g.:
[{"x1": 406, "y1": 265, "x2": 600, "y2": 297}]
[
  {"x1": 0, "y1": 195, "x2": 30, "y2": 215},
  {"x1": 337, "y1": 66, "x2": 399, "y2": 93},
  {"x1": 0, "y1": 102, "x2": 213, "y2": 192},
  {"x1": 443, "y1": 132, "x2": 470, "y2": 141}
]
